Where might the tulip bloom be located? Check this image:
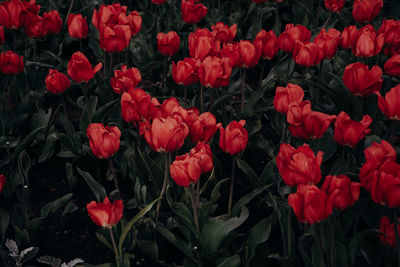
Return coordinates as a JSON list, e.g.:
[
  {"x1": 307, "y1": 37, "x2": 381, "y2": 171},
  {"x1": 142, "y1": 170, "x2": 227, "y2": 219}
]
[
  {"x1": 92, "y1": 3, "x2": 126, "y2": 29},
  {"x1": 24, "y1": 14, "x2": 47, "y2": 38},
  {"x1": 188, "y1": 28, "x2": 220, "y2": 60},
  {"x1": 0, "y1": 0, "x2": 25, "y2": 29},
  {"x1": 273, "y1": 83, "x2": 304, "y2": 115},
  {"x1": 157, "y1": 31, "x2": 180, "y2": 56},
  {"x1": 43, "y1": 10, "x2": 62, "y2": 35},
  {"x1": 45, "y1": 70, "x2": 71, "y2": 95},
  {"x1": 342, "y1": 62, "x2": 382, "y2": 96},
  {"x1": 187, "y1": 112, "x2": 220, "y2": 143},
  {"x1": 140, "y1": 117, "x2": 189, "y2": 153},
  {"x1": 86, "y1": 123, "x2": 121, "y2": 159},
  {"x1": 67, "y1": 14, "x2": 88, "y2": 39},
  {"x1": 181, "y1": 0, "x2": 208, "y2": 24},
  {"x1": 314, "y1": 28, "x2": 341, "y2": 59},
  {"x1": 100, "y1": 24, "x2": 131, "y2": 53},
  {"x1": 278, "y1": 24, "x2": 311, "y2": 53},
  {"x1": 334, "y1": 111, "x2": 372, "y2": 147},
  {"x1": 121, "y1": 88, "x2": 155, "y2": 123},
  {"x1": 172, "y1": 57, "x2": 200, "y2": 86},
  {"x1": 276, "y1": 143, "x2": 323, "y2": 187},
  {"x1": 160, "y1": 97, "x2": 188, "y2": 121},
  {"x1": 287, "y1": 101, "x2": 336, "y2": 139},
  {"x1": 198, "y1": 56, "x2": 232, "y2": 88},
  {"x1": 238, "y1": 40, "x2": 259, "y2": 68},
  {"x1": 87, "y1": 197, "x2": 123, "y2": 228},
  {"x1": 378, "y1": 216, "x2": 399, "y2": 248},
  {"x1": 321, "y1": 175, "x2": 360, "y2": 210},
  {"x1": 220, "y1": 42, "x2": 240, "y2": 68},
  {"x1": 364, "y1": 140, "x2": 396, "y2": 163},
  {"x1": 352, "y1": 25, "x2": 384, "y2": 58},
  {"x1": 324, "y1": 0, "x2": 345, "y2": 13},
  {"x1": 384, "y1": 54, "x2": 400, "y2": 77},
  {"x1": 288, "y1": 184, "x2": 333, "y2": 224},
  {"x1": 253, "y1": 29, "x2": 279, "y2": 60},
  {"x1": 211, "y1": 22, "x2": 237, "y2": 43},
  {"x1": 0, "y1": 174, "x2": 6, "y2": 193},
  {"x1": 67, "y1": 52, "x2": 102, "y2": 83},
  {"x1": 189, "y1": 142, "x2": 213, "y2": 174},
  {"x1": 378, "y1": 19, "x2": 400, "y2": 57},
  {"x1": 111, "y1": 65, "x2": 141, "y2": 94},
  {"x1": 352, "y1": 0, "x2": 383, "y2": 23},
  {"x1": 292, "y1": 41, "x2": 324, "y2": 67},
  {"x1": 339, "y1": 25, "x2": 358, "y2": 49},
  {"x1": 377, "y1": 85, "x2": 400, "y2": 120},
  {"x1": 0, "y1": 51, "x2": 24, "y2": 74},
  {"x1": 218, "y1": 120, "x2": 248, "y2": 156}
]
